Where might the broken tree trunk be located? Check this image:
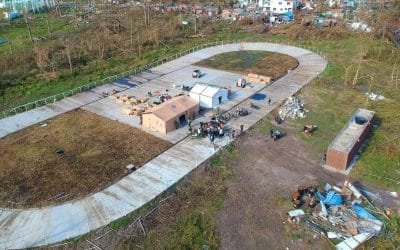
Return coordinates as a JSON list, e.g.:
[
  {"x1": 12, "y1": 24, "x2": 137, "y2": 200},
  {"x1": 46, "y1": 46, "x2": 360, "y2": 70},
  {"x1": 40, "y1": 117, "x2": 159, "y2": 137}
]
[
  {"x1": 24, "y1": 17, "x2": 34, "y2": 44},
  {"x1": 65, "y1": 42, "x2": 73, "y2": 73},
  {"x1": 46, "y1": 16, "x2": 52, "y2": 36}
]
